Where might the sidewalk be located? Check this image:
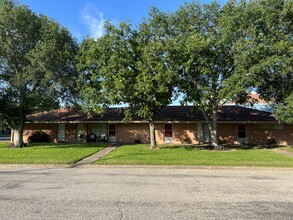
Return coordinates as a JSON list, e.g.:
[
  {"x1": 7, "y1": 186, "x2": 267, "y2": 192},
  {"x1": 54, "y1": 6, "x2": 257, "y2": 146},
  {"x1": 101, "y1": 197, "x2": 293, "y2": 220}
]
[
  {"x1": 271, "y1": 148, "x2": 293, "y2": 157},
  {"x1": 73, "y1": 145, "x2": 119, "y2": 167}
]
